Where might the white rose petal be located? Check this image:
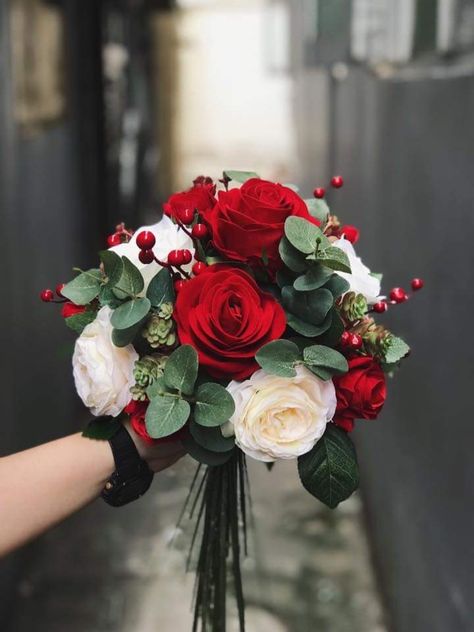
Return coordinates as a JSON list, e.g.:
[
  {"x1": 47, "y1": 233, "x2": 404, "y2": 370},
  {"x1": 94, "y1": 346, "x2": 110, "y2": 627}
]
[
  {"x1": 72, "y1": 306, "x2": 138, "y2": 417},
  {"x1": 222, "y1": 366, "x2": 336, "y2": 462},
  {"x1": 332, "y1": 236, "x2": 381, "y2": 304},
  {"x1": 110, "y1": 215, "x2": 194, "y2": 290}
]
